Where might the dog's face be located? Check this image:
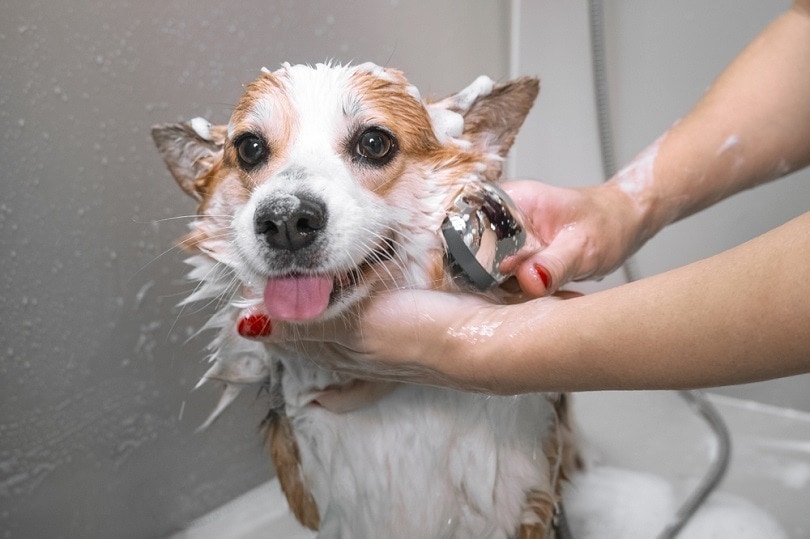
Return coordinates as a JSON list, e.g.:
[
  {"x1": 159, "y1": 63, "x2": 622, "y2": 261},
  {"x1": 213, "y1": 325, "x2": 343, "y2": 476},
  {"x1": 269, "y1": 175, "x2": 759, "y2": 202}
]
[{"x1": 153, "y1": 63, "x2": 538, "y2": 323}]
